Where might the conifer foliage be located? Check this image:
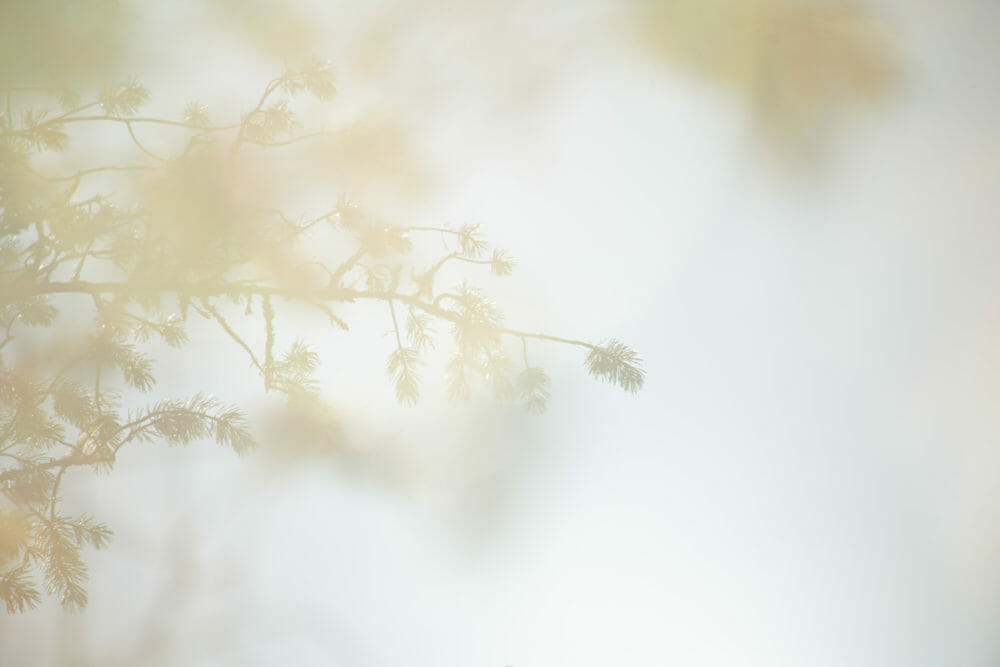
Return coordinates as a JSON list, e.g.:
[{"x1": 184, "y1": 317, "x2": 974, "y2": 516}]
[{"x1": 0, "y1": 63, "x2": 643, "y2": 612}]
